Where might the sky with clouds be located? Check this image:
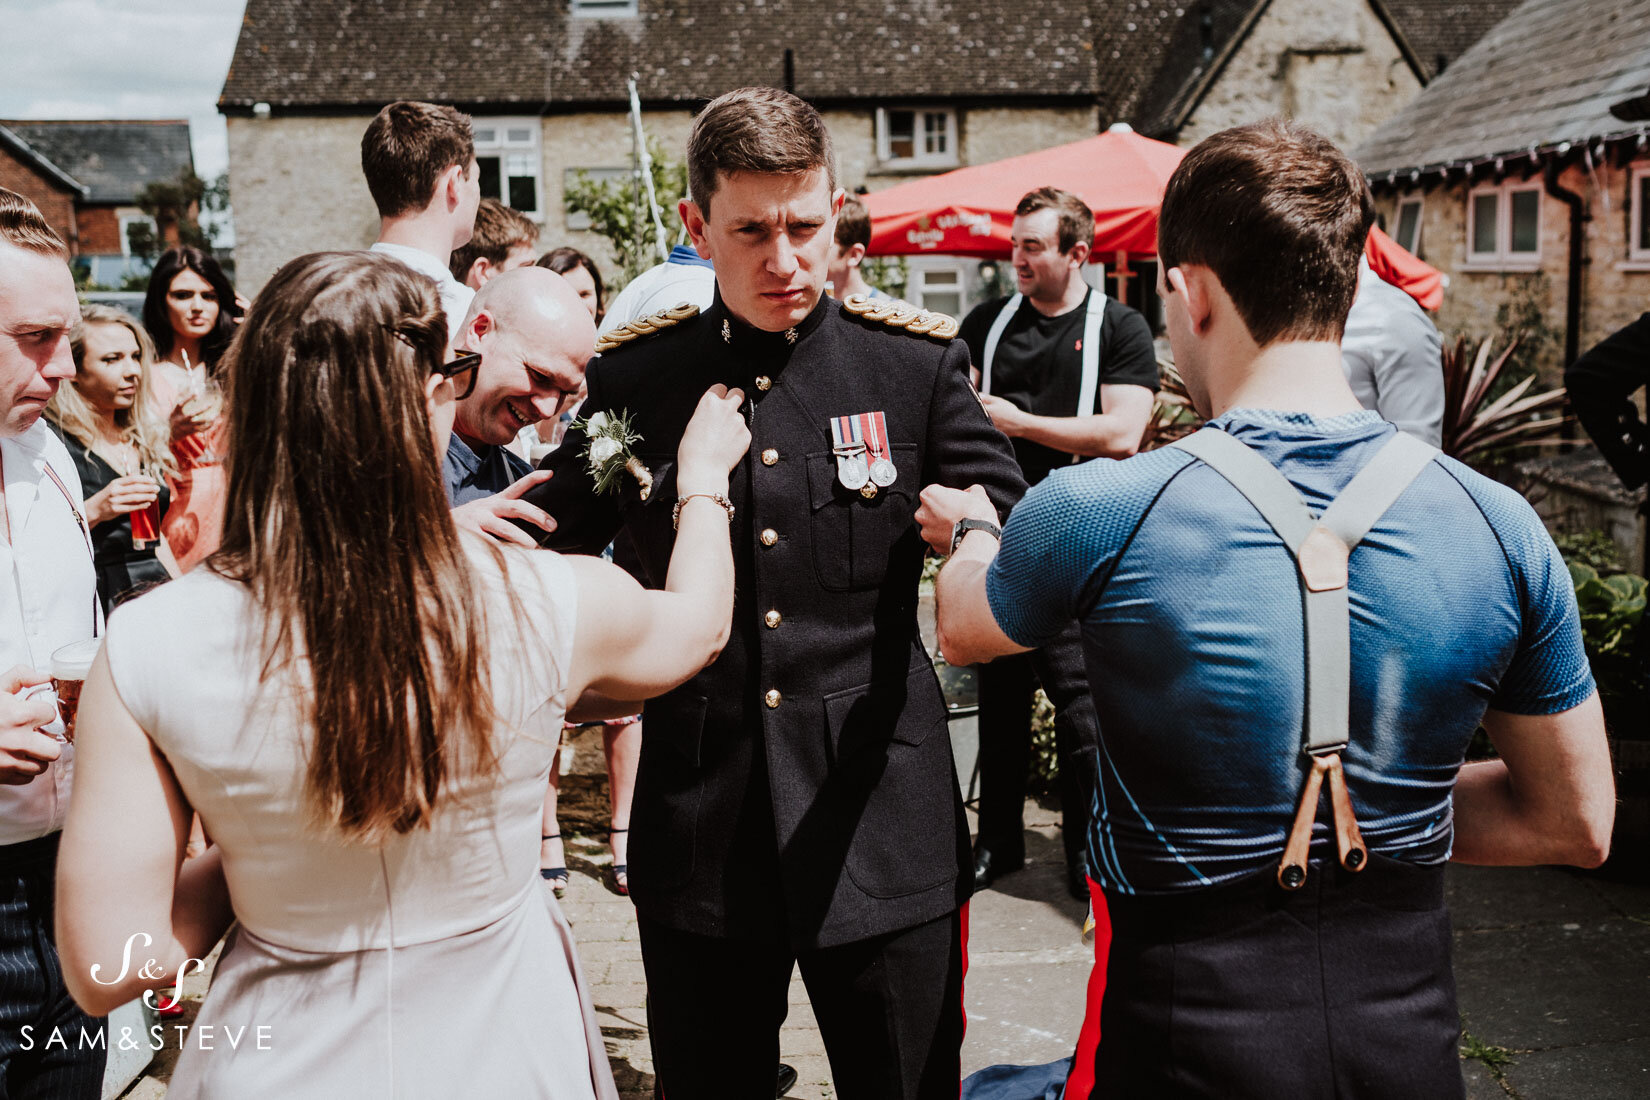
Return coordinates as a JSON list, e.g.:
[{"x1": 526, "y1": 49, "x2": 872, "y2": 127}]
[{"x1": 0, "y1": 0, "x2": 246, "y2": 179}]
